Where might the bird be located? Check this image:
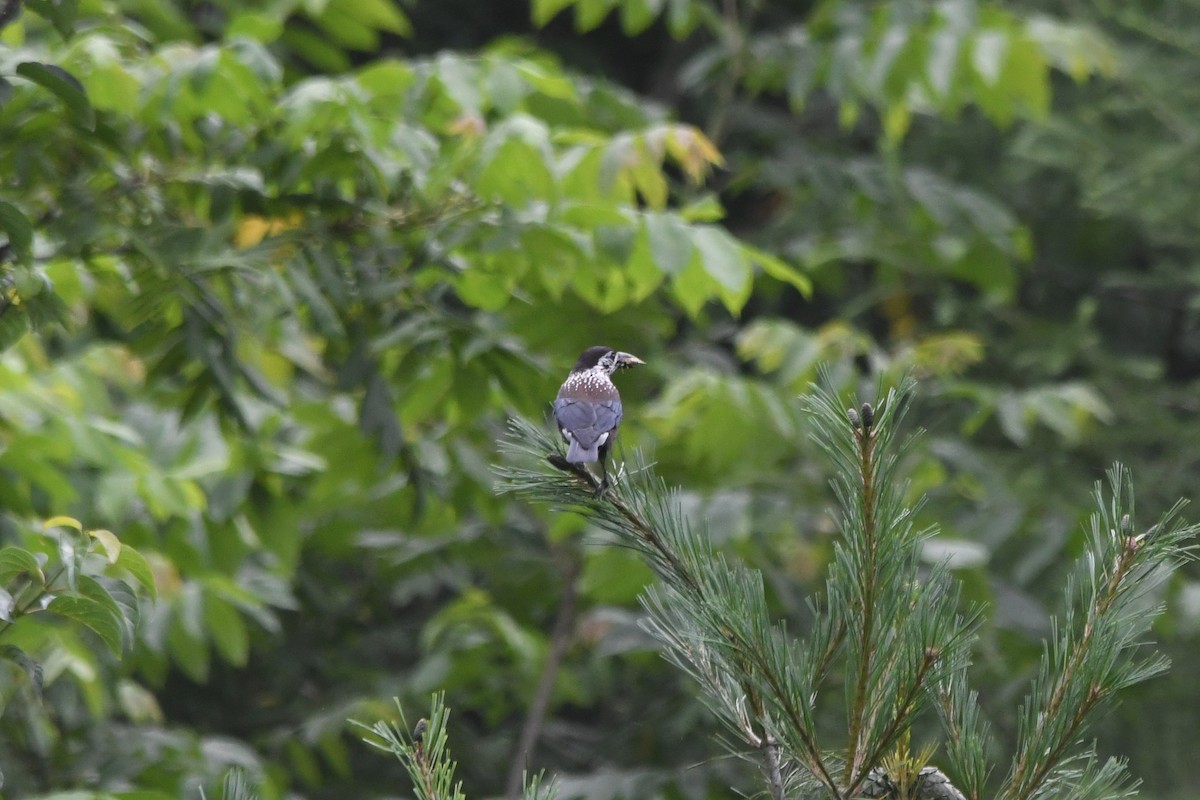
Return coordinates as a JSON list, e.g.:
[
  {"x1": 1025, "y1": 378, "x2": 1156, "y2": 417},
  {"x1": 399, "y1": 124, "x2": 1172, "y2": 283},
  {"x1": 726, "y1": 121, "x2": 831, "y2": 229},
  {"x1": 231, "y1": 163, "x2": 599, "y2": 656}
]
[{"x1": 553, "y1": 346, "x2": 644, "y2": 490}]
